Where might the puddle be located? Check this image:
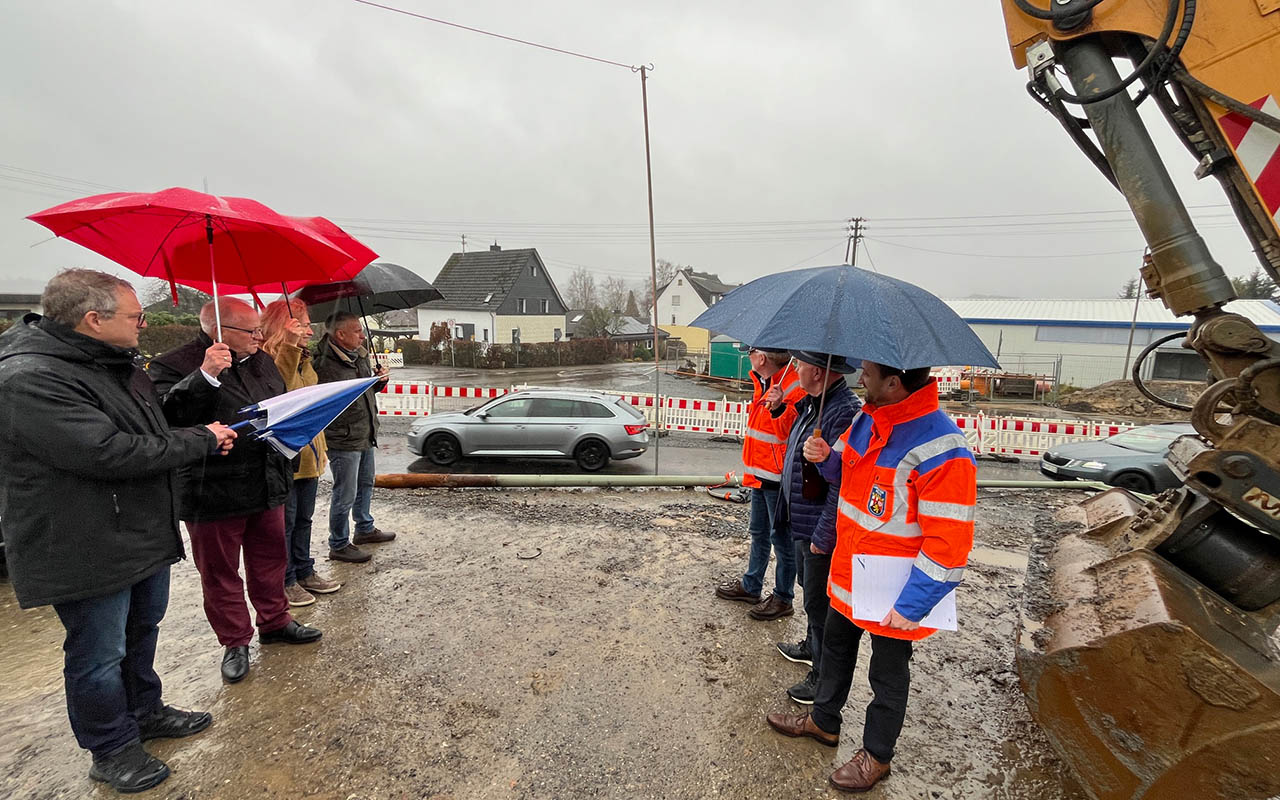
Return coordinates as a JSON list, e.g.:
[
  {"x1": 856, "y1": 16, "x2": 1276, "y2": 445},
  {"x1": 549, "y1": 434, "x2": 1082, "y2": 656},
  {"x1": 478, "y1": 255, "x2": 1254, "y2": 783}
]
[{"x1": 970, "y1": 546, "x2": 1030, "y2": 571}]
